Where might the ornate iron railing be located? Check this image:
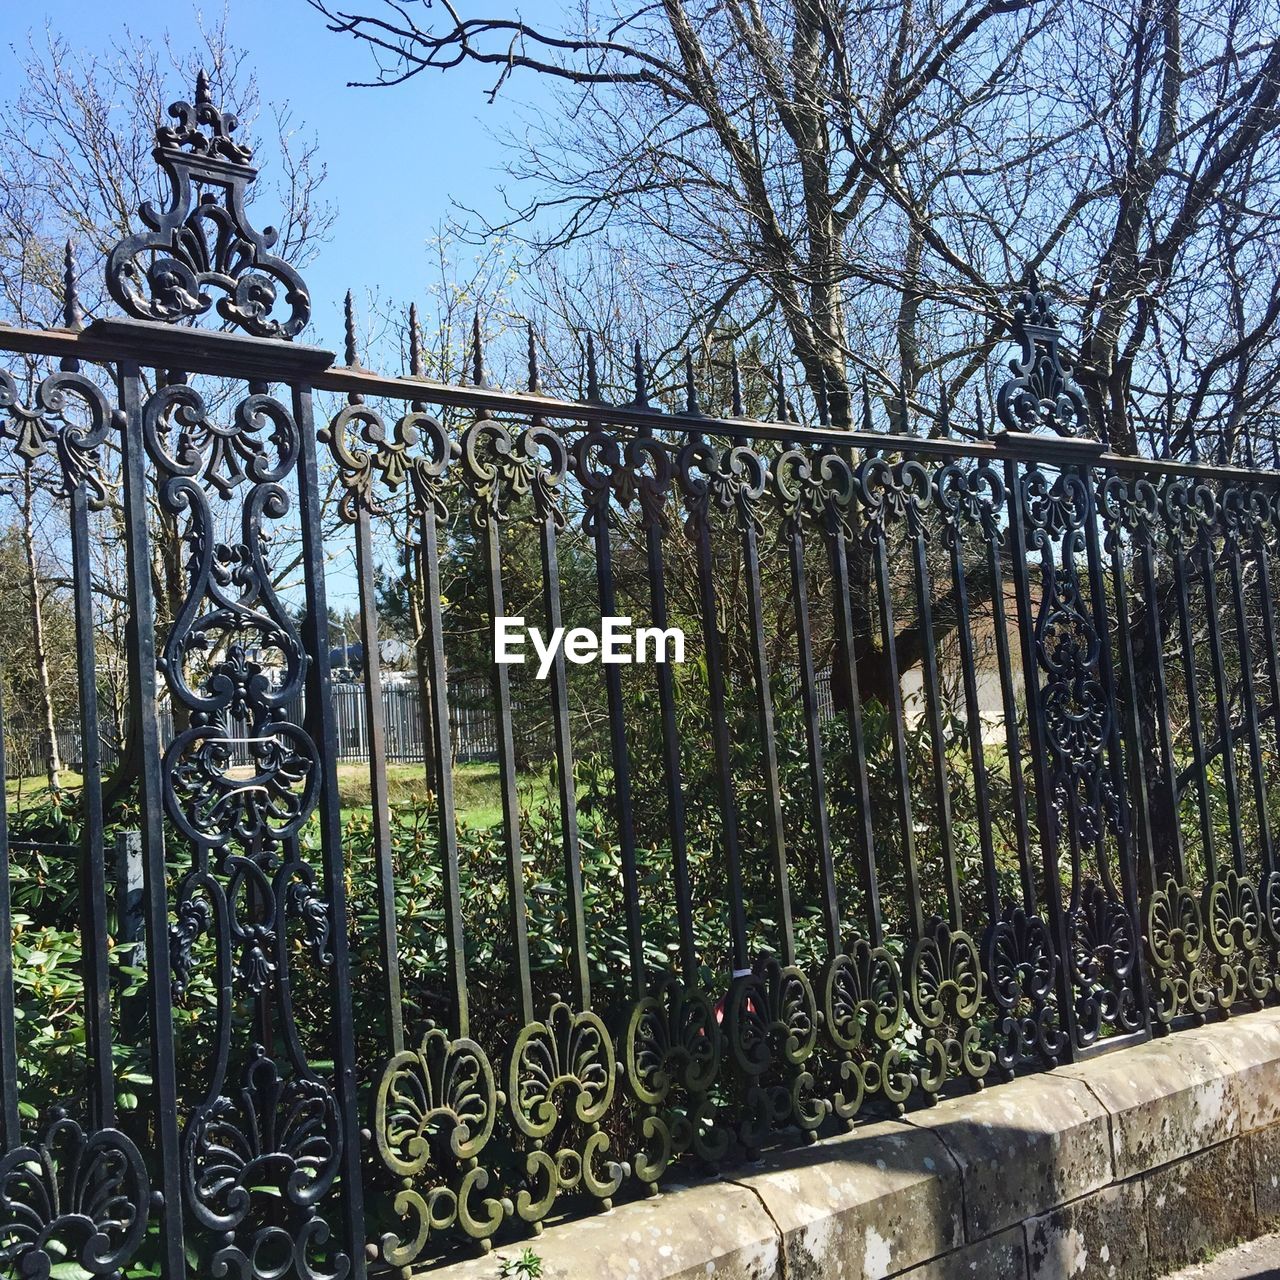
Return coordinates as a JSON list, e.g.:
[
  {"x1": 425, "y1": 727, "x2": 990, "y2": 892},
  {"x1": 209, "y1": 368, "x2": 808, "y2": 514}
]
[{"x1": 2, "y1": 76, "x2": 1279, "y2": 1279}]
